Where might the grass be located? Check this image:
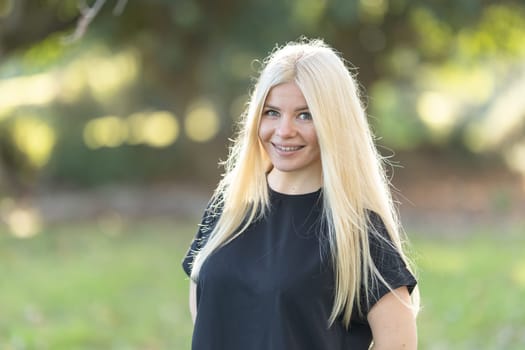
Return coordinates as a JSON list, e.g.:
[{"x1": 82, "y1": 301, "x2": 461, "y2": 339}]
[
  {"x1": 0, "y1": 219, "x2": 195, "y2": 349},
  {"x1": 1, "y1": 219, "x2": 524, "y2": 349},
  {"x1": 414, "y1": 227, "x2": 525, "y2": 349}
]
